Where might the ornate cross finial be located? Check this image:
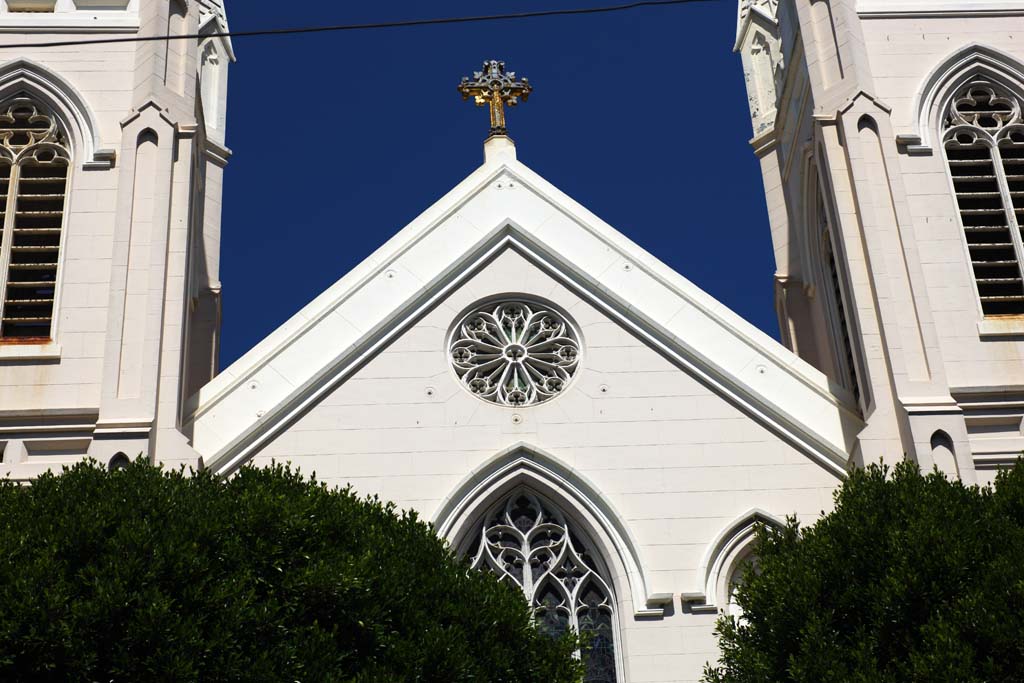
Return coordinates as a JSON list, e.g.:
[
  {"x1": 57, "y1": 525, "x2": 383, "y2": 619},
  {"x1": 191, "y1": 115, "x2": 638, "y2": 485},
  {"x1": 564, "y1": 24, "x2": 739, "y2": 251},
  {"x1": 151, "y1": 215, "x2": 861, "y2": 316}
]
[{"x1": 458, "y1": 60, "x2": 532, "y2": 137}]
